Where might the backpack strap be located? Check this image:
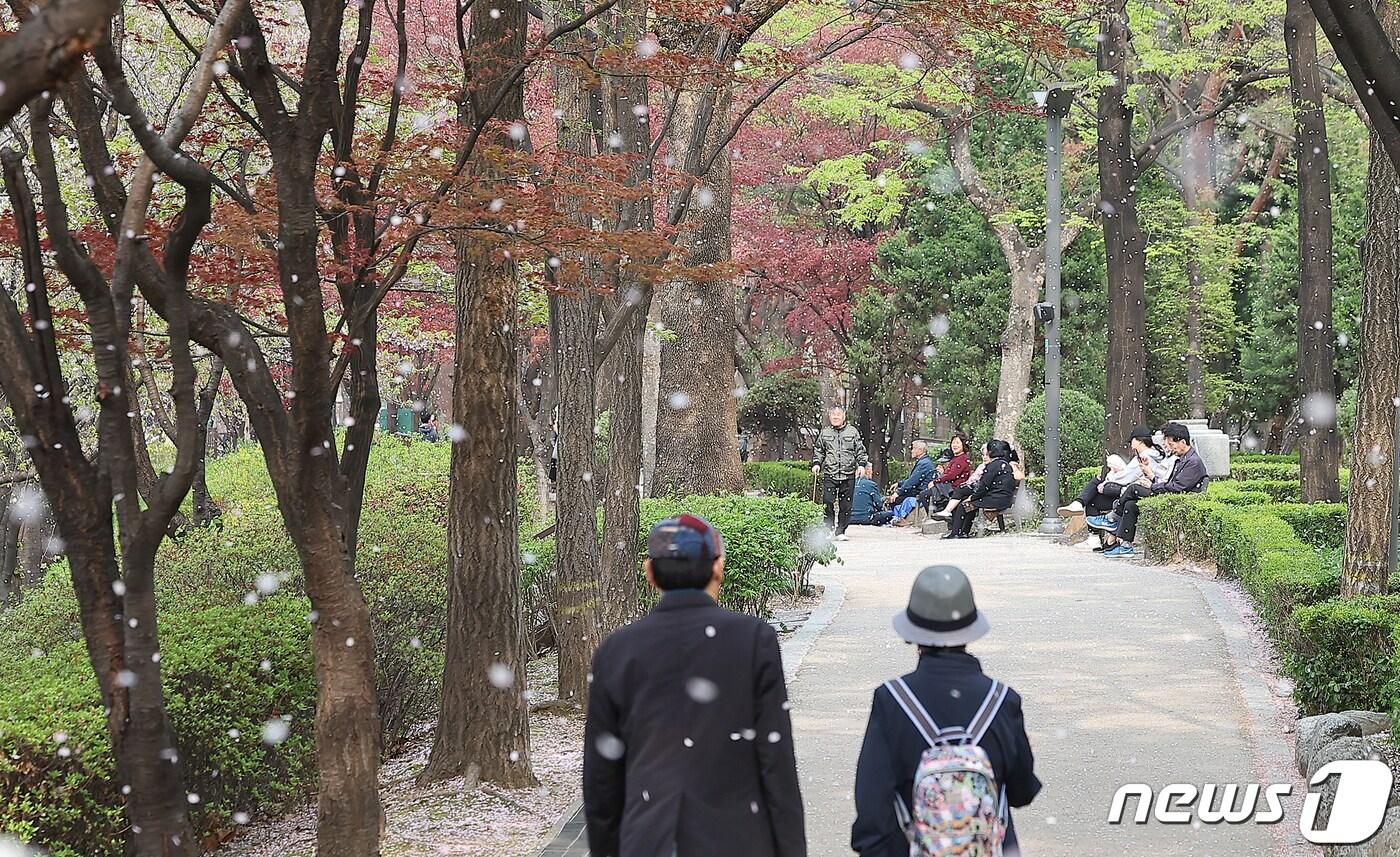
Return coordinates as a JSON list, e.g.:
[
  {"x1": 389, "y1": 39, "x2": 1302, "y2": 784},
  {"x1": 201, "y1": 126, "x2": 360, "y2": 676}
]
[
  {"x1": 884, "y1": 678, "x2": 946, "y2": 746},
  {"x1": 965, "y1": 680, "x2": 1009, "y2": 745}
]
